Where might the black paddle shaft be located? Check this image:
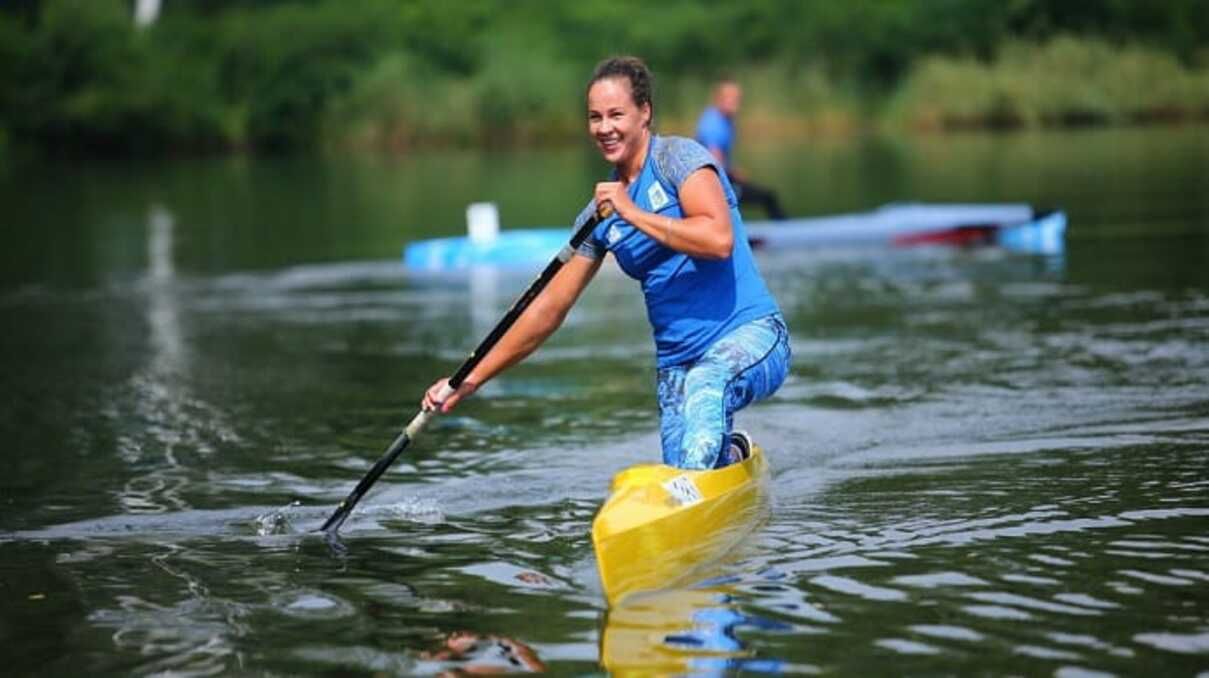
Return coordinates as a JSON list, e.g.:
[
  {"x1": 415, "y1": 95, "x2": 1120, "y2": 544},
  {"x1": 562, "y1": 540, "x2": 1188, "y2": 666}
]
[{"x1": 320, "y1": 207, "x2": 609, "y2": 534}]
